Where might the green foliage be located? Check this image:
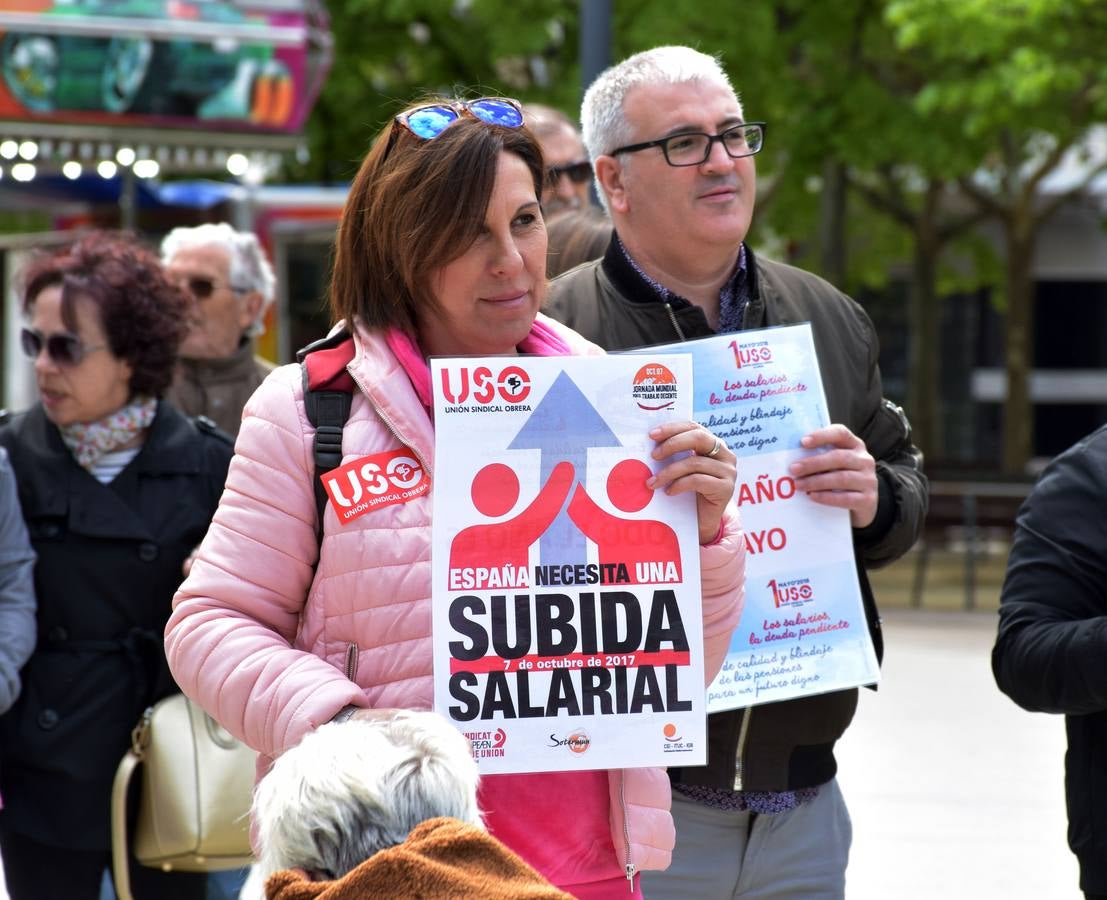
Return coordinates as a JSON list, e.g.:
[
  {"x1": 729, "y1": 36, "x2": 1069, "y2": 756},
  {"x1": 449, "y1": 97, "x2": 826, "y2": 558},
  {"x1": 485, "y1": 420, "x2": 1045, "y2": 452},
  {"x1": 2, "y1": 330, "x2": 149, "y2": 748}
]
[
  {"x1": 294, "y1": 0, "x2": 1107, "y2": 467},
  {"x1": 887, "y1": 0, "x2": 1107, "y2": 140}
]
